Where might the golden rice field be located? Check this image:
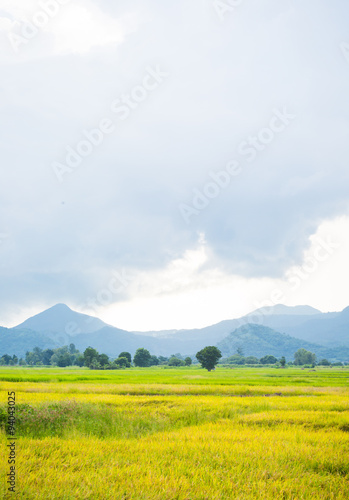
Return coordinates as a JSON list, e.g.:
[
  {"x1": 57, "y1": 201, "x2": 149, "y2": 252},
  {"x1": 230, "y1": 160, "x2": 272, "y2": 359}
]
[{"x1": 1, "y1": 366, "x2": 349, "y2": 499}]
